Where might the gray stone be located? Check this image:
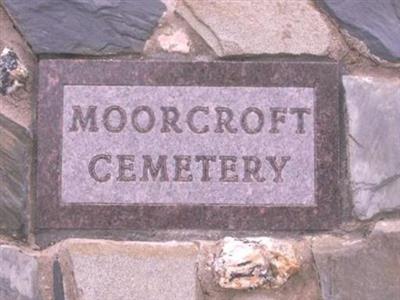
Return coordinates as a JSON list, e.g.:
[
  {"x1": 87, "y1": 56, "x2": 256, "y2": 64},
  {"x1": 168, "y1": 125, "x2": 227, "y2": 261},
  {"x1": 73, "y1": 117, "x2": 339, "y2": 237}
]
[
  {"x1": 2, "y1": 0, "x2": 166, "y2": 55},
  {"x1": 0, "y1": 245, "x2": 40, "y2": 300},
  {"x1": 0, "y1": 113, "x2": 31, "y2": 236},
  {"x1": 61, "y1": 85, "x2": 315, "y2": 206},
  {"x1": 60, "y1": 239, "x2": 202, "y2": 300},
  {"x1": 313, "y1": 220, "x2": 400, "y2": 300},
  {"x1": 177, "y1": 0, "x2": 339, "y2": 57},
  {"x1": 0, "y1": 4, "x2": 35, "y2": 237},
  {"x1": 345, "y1": 75, "x2": 400, "y2": 219},
  {"x1": 52, "y1": 260, "x2": 65, "y2": 300},
  {"x1": 318, "y1": 0, "x2": 400, "y2": 61}
]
